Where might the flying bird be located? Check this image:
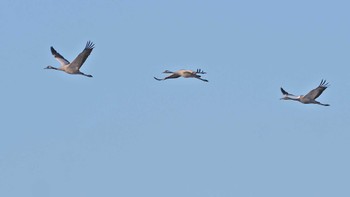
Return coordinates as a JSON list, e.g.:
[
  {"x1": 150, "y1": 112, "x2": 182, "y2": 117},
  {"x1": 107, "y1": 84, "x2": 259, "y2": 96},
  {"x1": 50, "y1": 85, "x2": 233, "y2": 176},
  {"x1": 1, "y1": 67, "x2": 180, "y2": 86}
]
[
  {"x1": 280, "y1": 79, "x2": 330, "y2": 106},
  {"x1": 154, "y1": 69, "x2": 208, "y2": 82},
  {"x1": 45, "y1": 41, "x2": 95, "y2": 77}
]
